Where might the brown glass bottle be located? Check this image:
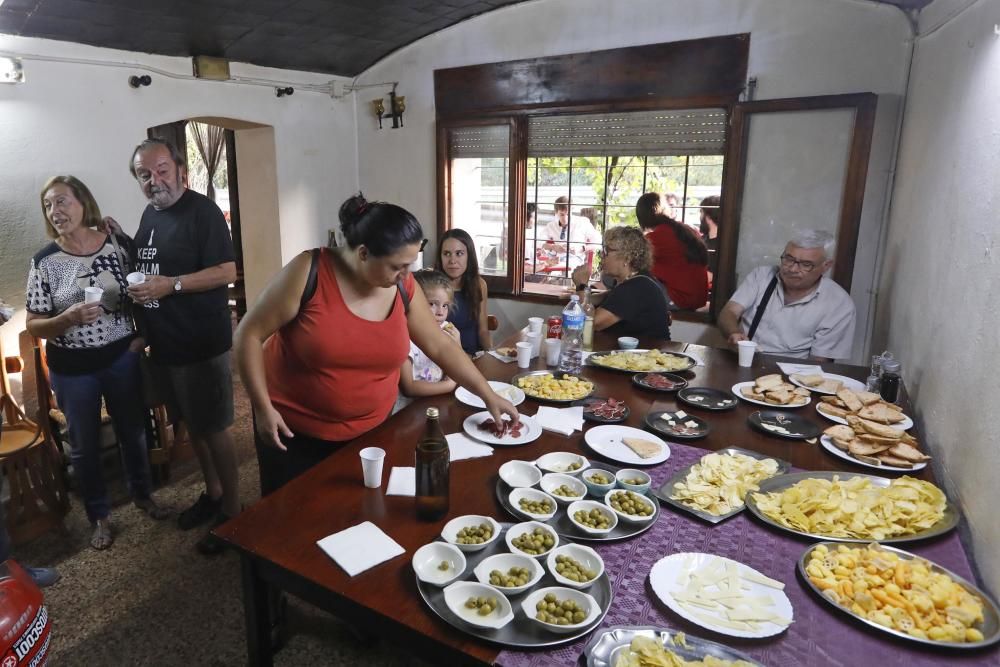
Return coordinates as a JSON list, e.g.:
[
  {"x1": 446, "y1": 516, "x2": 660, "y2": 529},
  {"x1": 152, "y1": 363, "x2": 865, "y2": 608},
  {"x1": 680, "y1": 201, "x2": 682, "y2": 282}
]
[{"x1": 415, "y1": 407, "x2": 450, "y2": 520}]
